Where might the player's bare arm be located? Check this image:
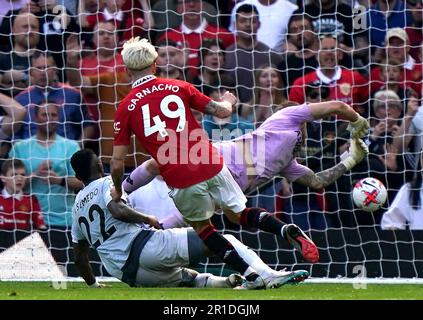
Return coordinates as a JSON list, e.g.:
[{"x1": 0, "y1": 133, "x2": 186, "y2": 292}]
[
  {"x1": 111, "y1": 145, "x2": 129, "y2": 201},
  {"x1": 203, "y1": 91, "x2": 237, "y2": 119},
  {"x1": 204, "y1": 100, "x2": 233, "y2": 118},
  {"x1": 296, "y1": 164, "x2": 348, "y2": 190},
  {"x1": 107, "y1": 200, "x2": 161, "y2": 228},
  {"x1": 308, "y1": 101, "x2": 369, "y2": 138},
  {"x1": 73, "y1": 240, "x2": 102, "y2": 287},
  {"x1": 297, "y1": 138, "x2": 369, "y2": 189}
]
